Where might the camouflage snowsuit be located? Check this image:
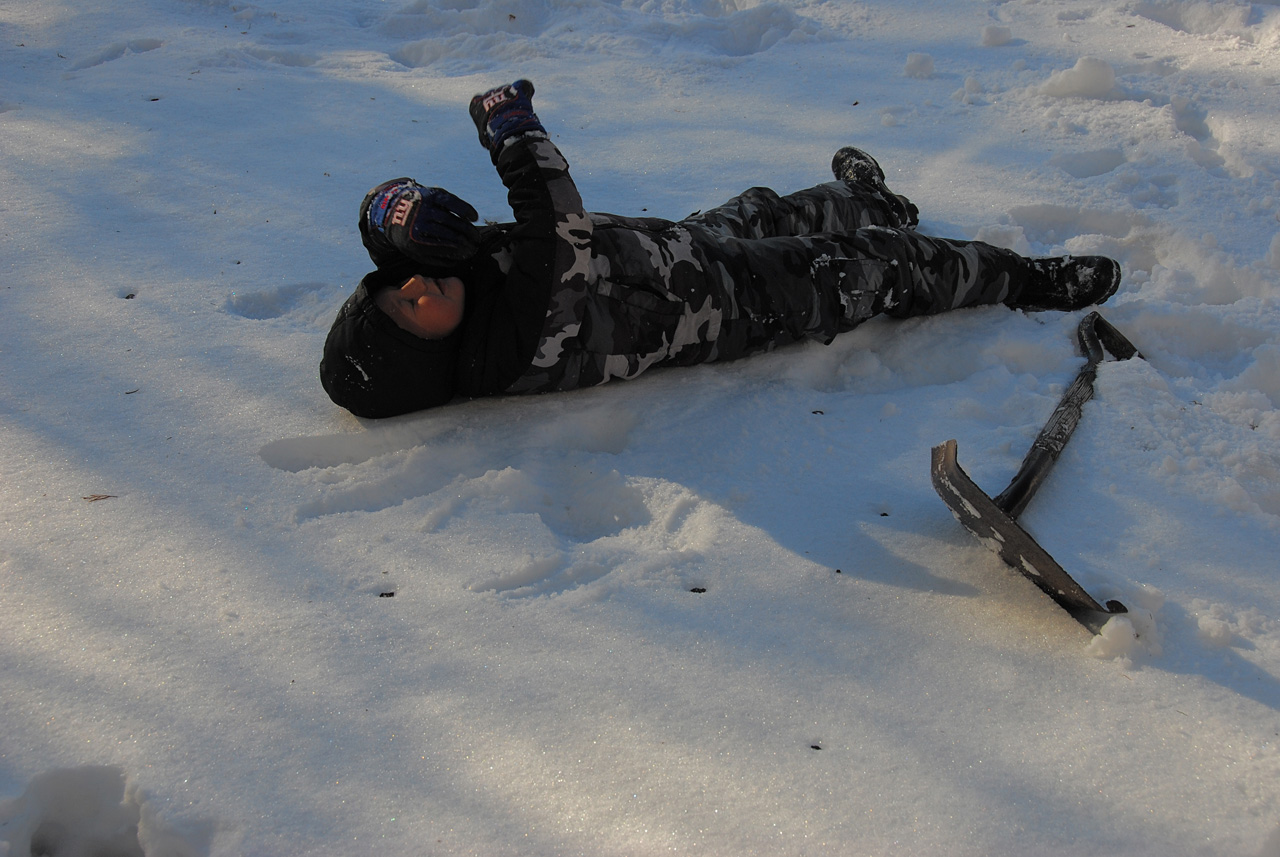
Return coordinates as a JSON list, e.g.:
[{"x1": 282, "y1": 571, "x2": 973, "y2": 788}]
[{"x1": 455, "y1": 134, "x2": 1032, "y2": 398}]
